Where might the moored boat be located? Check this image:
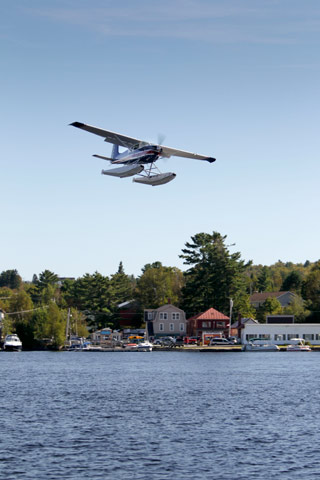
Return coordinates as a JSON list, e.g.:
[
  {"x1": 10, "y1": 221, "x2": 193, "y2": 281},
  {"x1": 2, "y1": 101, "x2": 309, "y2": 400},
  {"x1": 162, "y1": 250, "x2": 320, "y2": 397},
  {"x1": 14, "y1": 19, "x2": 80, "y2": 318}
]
[
  {"x1": 137, "y1": 341, "x2": 153, "y2": 352},
  {"x1": 242, "y1": 341, "x2": 279, "y2": 352},
  {"x1": 3, "y1": 334, "x2": 22, "y2": 351},
  {"x1": 286, "y1": 339, "x2": 311, "y2": 351},
  {"x1": 123, "y1": 343, "x2": 139, "y2": 351}
]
